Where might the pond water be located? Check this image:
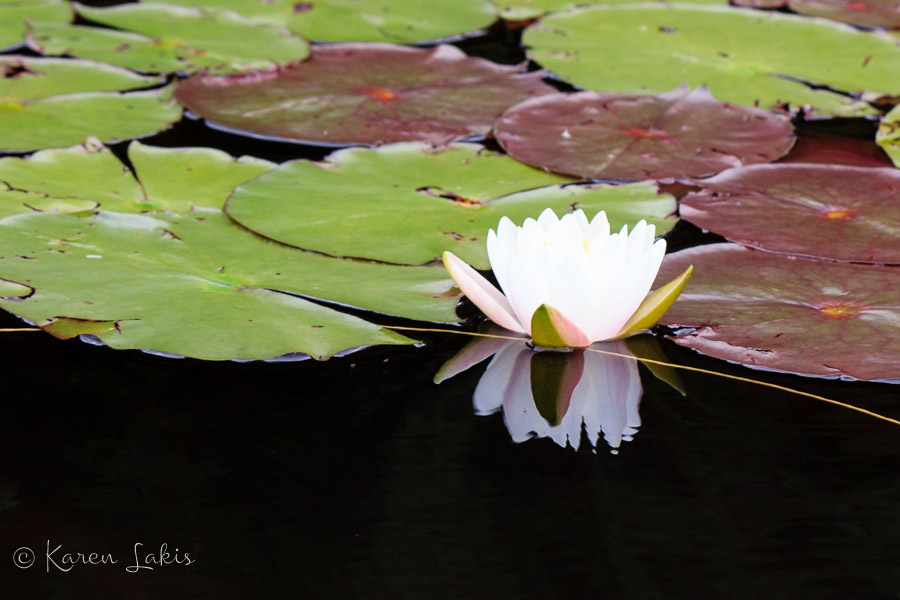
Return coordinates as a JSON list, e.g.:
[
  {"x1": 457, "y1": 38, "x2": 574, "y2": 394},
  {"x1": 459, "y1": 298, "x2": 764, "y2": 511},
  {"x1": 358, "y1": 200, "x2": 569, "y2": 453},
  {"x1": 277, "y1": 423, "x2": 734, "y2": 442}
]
[
  {"x1": 3, "y1": 303, "x2": 900, "y2": 598},
  {"x1": 3, "y1": 18, "x2": 900, "y2": 600}
]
